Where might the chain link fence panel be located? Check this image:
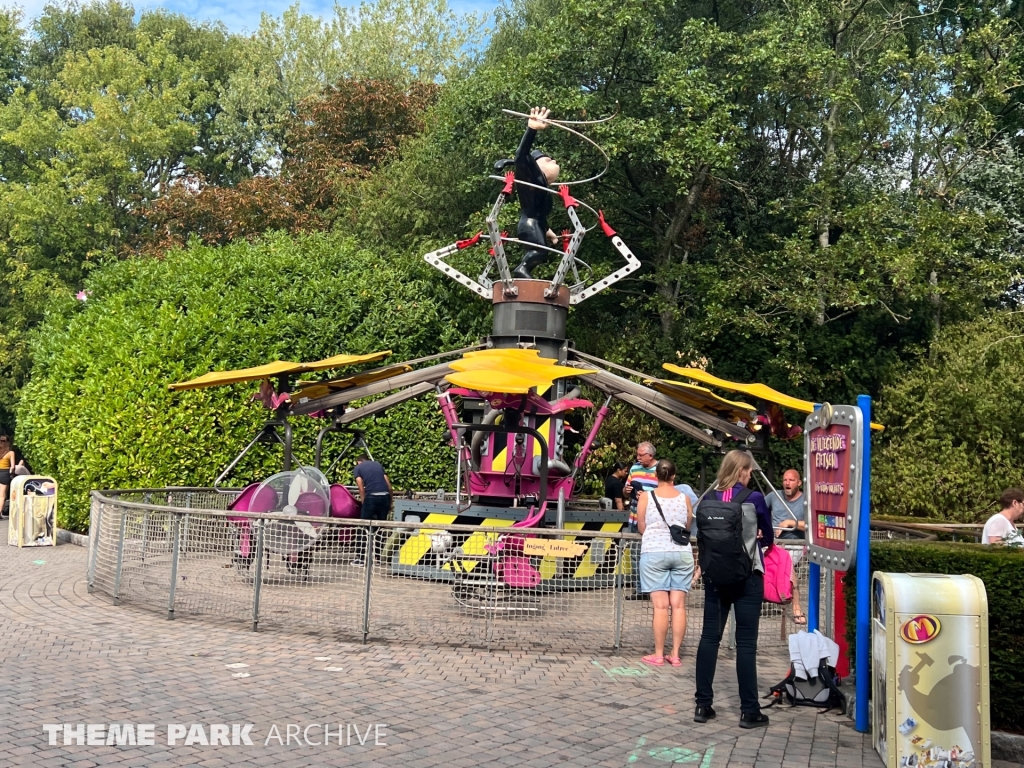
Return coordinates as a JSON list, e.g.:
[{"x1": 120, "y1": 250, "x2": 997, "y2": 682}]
[{"x1": 88, "y1": 489, "x2": 906, "y2": 653}]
